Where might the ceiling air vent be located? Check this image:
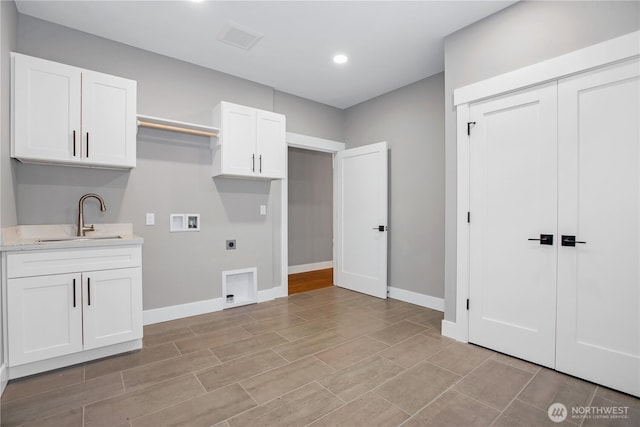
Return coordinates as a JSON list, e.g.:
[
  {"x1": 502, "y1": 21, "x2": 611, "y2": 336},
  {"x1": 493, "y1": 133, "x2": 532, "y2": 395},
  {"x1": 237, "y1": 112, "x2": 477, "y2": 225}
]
[{"x1": 217, "y1": 21, "x2": 263, "y2": 51}]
